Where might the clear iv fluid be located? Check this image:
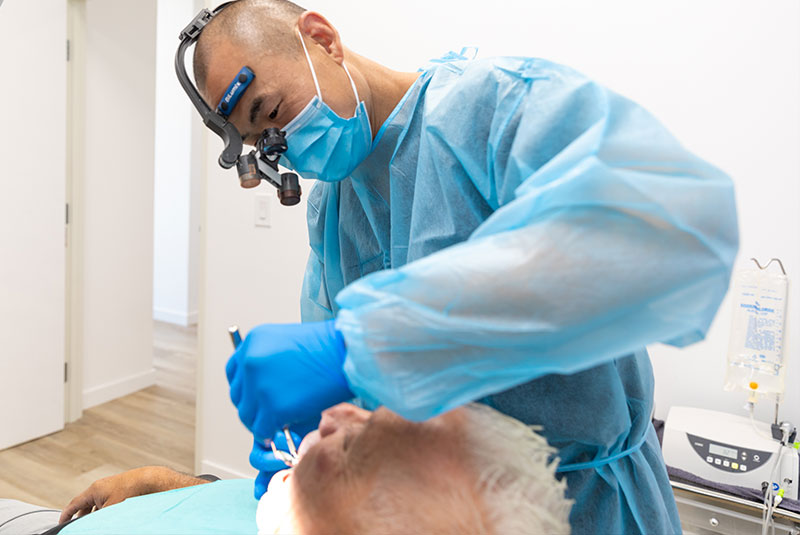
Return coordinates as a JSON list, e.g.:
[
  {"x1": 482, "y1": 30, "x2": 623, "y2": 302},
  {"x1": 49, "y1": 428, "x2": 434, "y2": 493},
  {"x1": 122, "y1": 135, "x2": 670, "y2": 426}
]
[{"x1": 724, "y1": 268, "x2": 788, "y2": 395}]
